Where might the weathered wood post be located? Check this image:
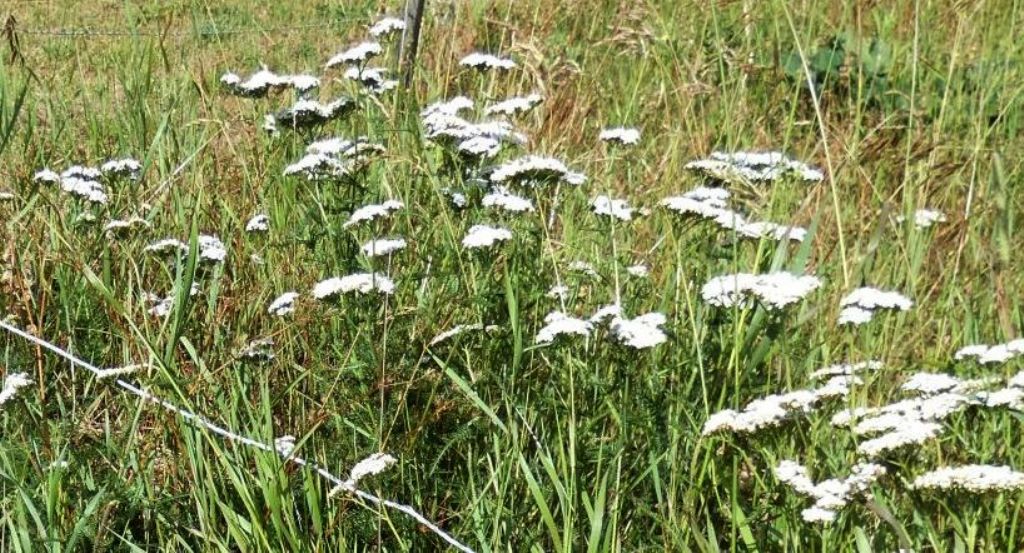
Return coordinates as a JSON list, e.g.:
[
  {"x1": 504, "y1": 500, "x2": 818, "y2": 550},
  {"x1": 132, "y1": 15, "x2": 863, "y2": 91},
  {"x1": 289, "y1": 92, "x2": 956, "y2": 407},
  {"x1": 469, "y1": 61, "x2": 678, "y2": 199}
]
[{"x1": 399, "y1": 0, "x2": 426, "y2": 88}]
